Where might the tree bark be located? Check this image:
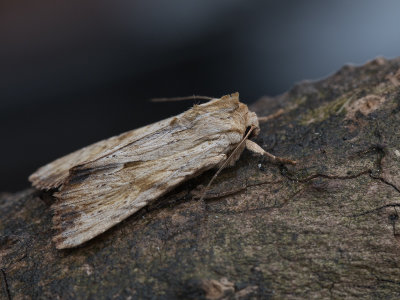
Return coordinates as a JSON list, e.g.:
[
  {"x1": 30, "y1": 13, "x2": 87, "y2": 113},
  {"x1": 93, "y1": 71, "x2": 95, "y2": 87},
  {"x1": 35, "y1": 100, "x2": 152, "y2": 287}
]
[{"x1": 2, "y1": 57, "x2": 400, "y2": 299}]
